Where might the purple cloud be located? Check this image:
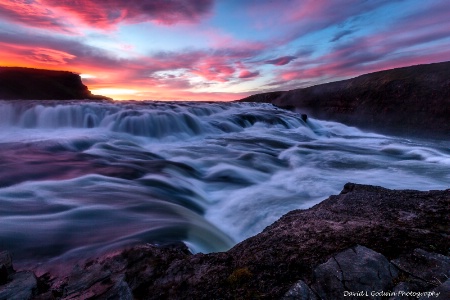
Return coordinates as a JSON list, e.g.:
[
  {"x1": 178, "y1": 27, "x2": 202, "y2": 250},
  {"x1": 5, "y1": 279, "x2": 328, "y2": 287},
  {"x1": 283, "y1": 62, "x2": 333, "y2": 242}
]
[
  {"x1": 238, "y1": 70, "x2": 260, "y2": 79},
  {"x1": 266, "y1": 56, "x2": 297, "y2": 66}
]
